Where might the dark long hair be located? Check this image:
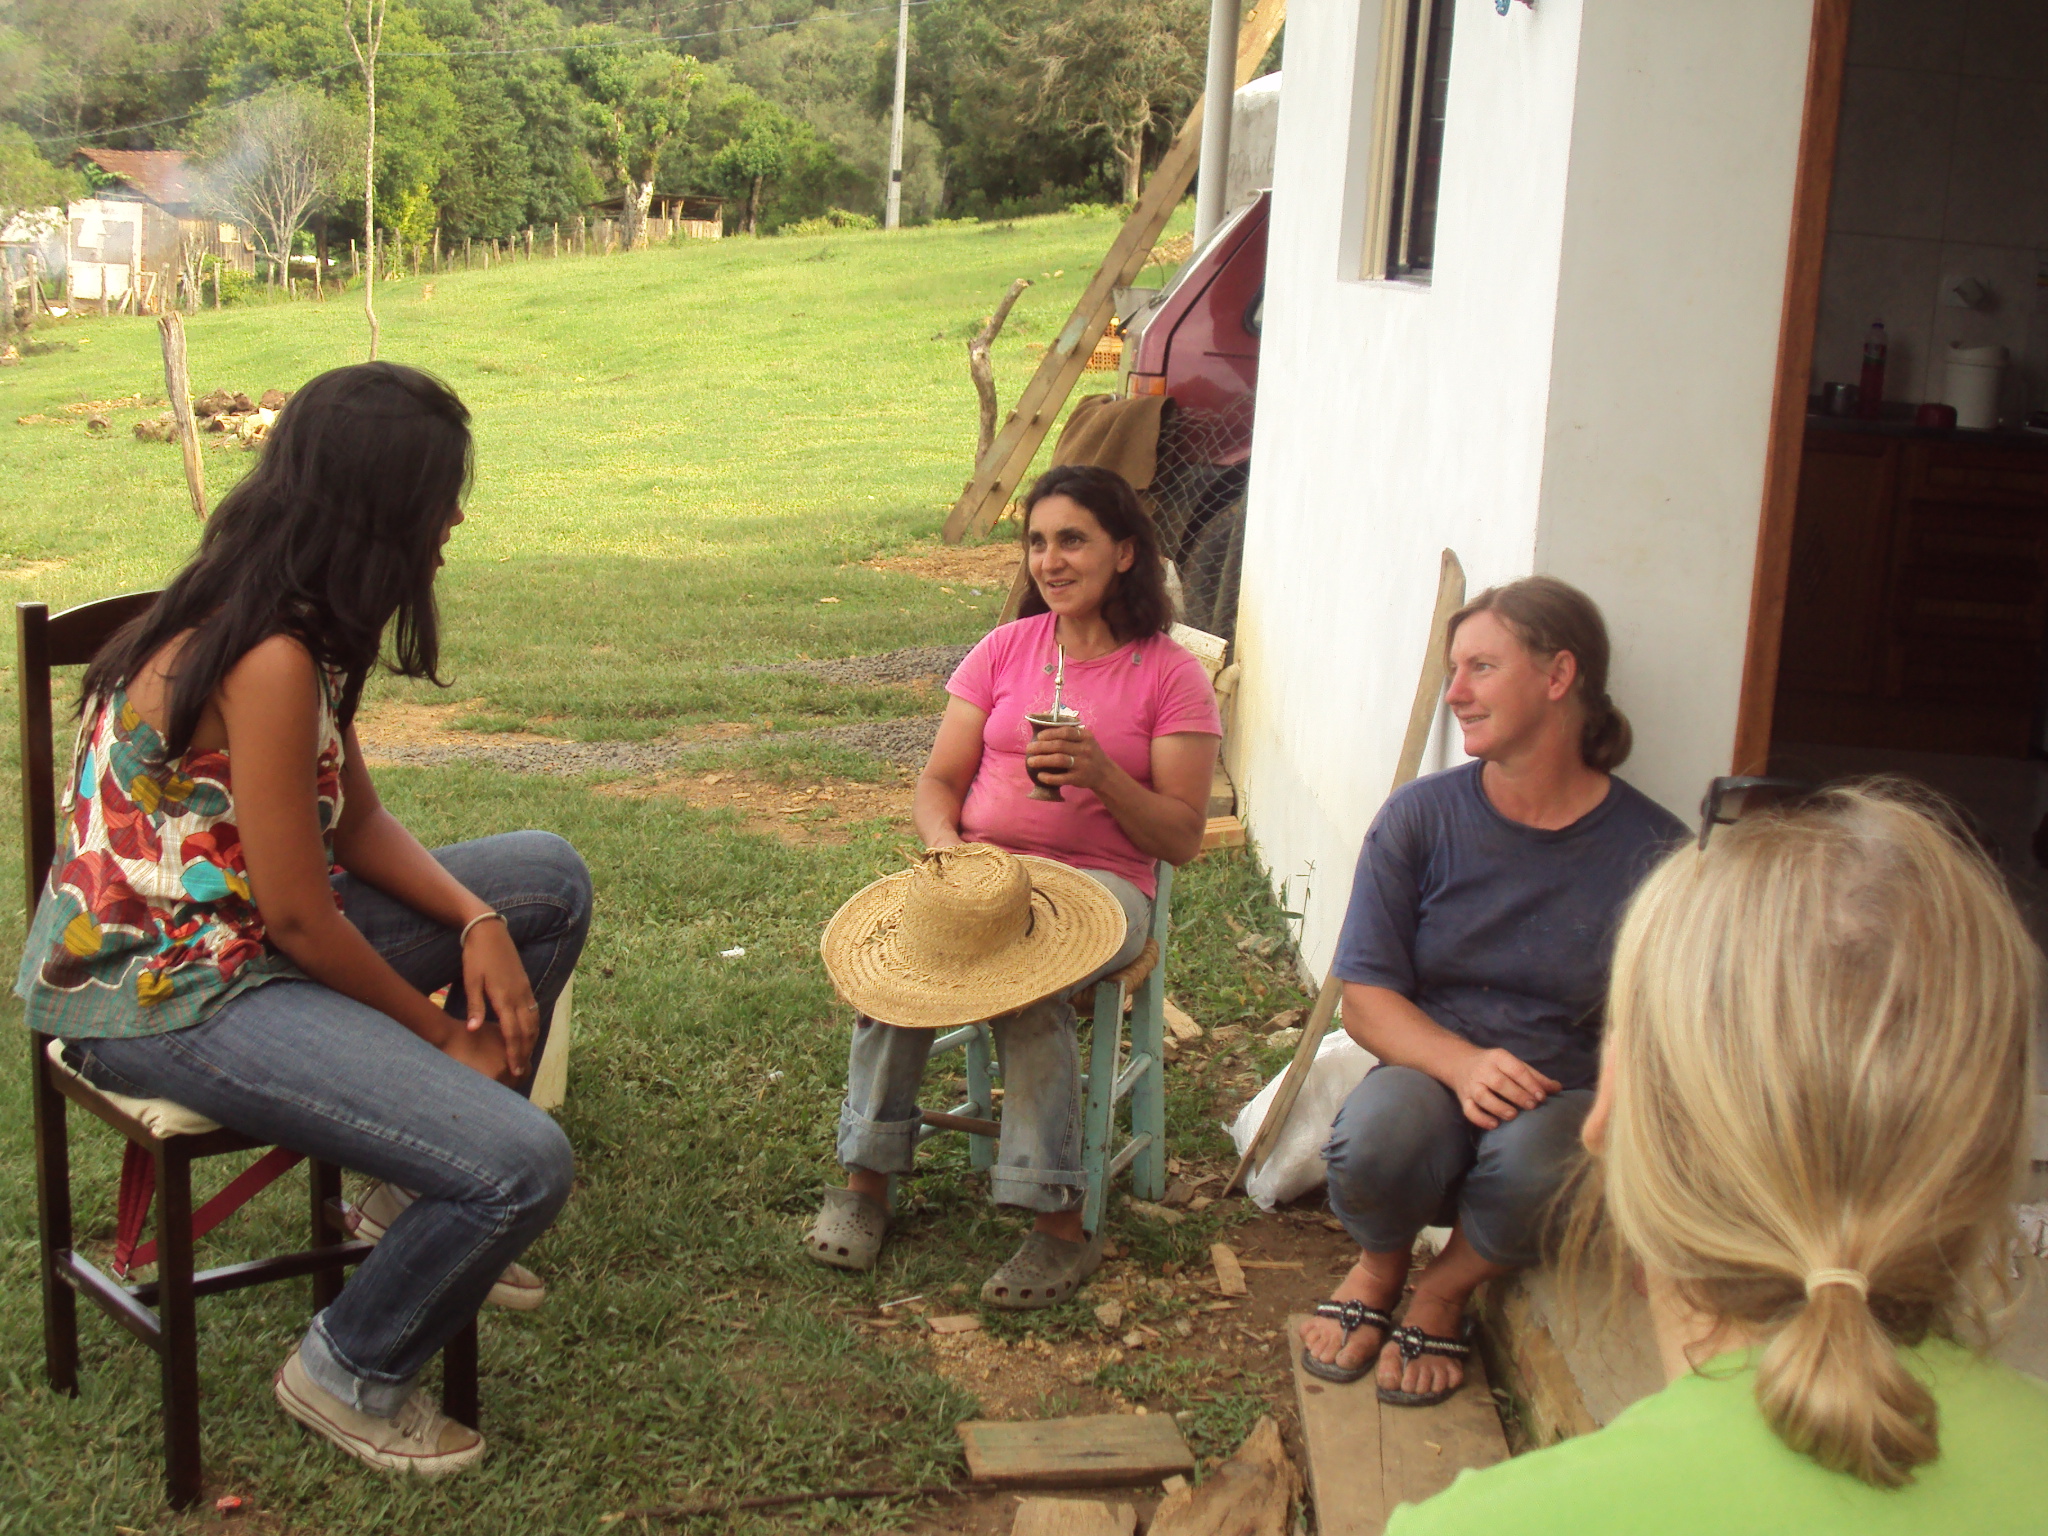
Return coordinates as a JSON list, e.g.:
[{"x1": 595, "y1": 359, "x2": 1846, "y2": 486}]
[
  {"x1": 1014, "y1": 464, "x2": 1174, "y2": 642},
  {"x1": 1445, "y1": 575, "x2": 1633, "y2": 771},
  {"x1": 82, "y1": 362, "x2": 472, "y2": 756}
]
